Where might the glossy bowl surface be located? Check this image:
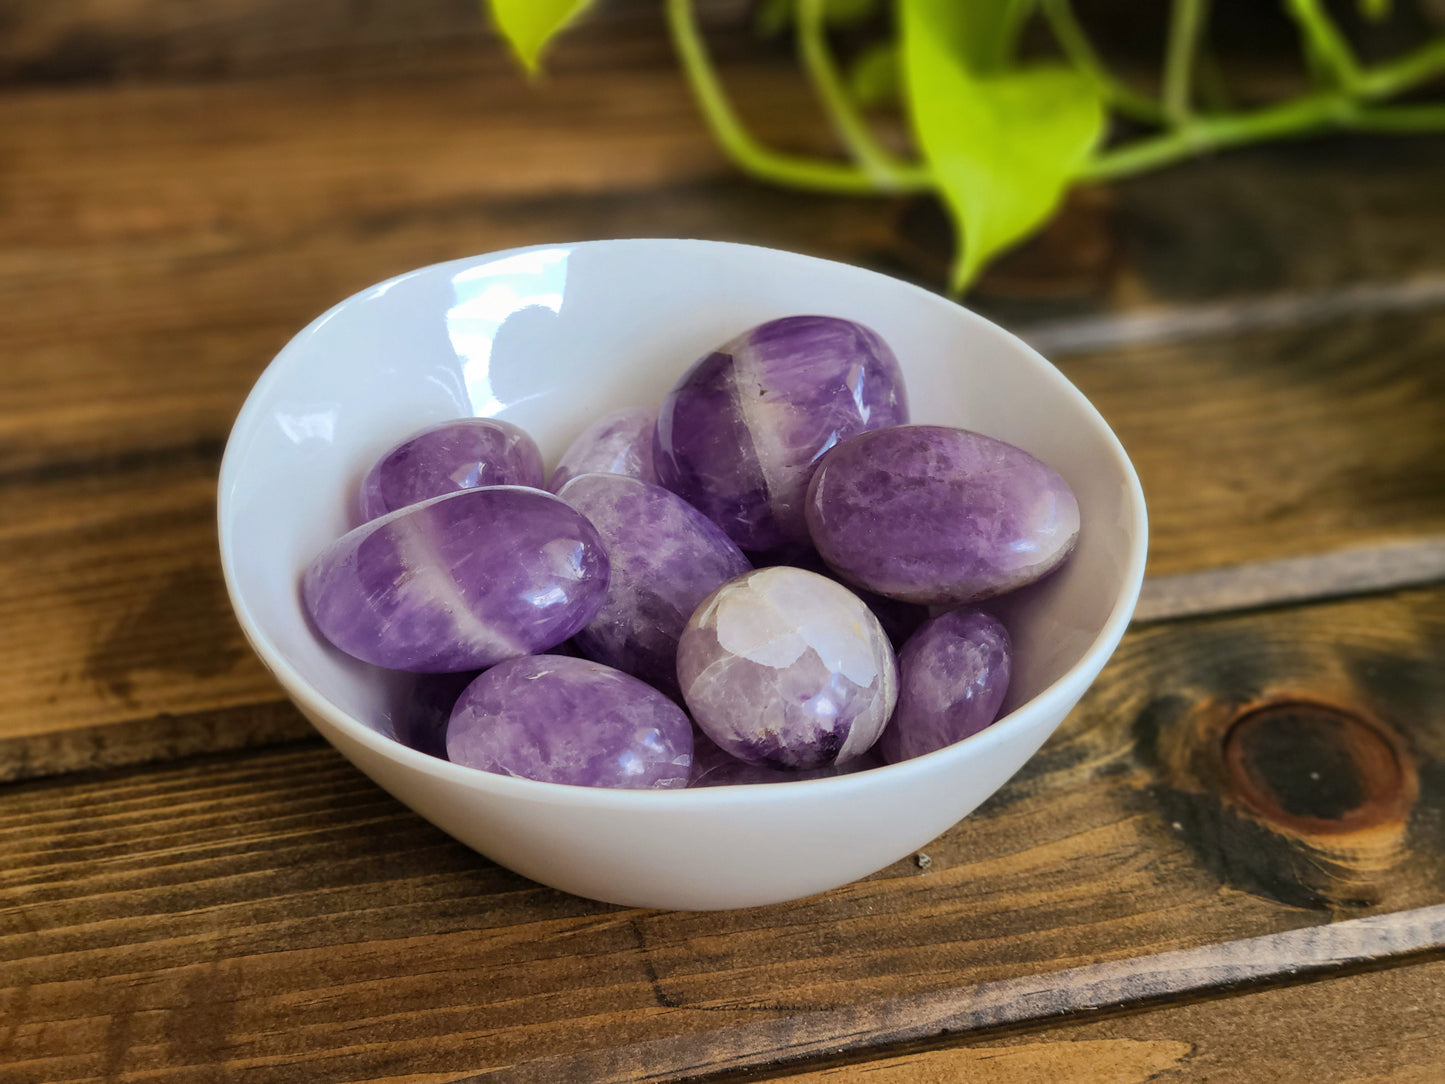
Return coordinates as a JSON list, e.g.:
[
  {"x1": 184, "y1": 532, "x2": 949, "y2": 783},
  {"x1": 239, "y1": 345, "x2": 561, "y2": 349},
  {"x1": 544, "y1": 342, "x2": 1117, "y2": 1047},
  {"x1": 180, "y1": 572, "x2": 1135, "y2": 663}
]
[{"x1": 218, "y1": 240, "x2": 1147, "y2": 910}]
